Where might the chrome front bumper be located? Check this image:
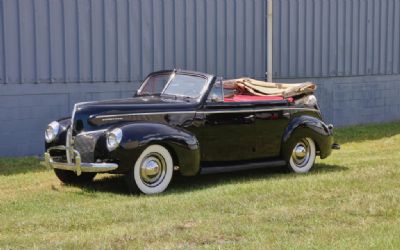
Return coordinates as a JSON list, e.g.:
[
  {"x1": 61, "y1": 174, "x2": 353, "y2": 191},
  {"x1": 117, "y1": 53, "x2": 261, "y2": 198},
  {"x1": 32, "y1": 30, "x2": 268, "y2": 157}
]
[{"x1": 43, "y1": 145, "x2": 118, "y2": 176}]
